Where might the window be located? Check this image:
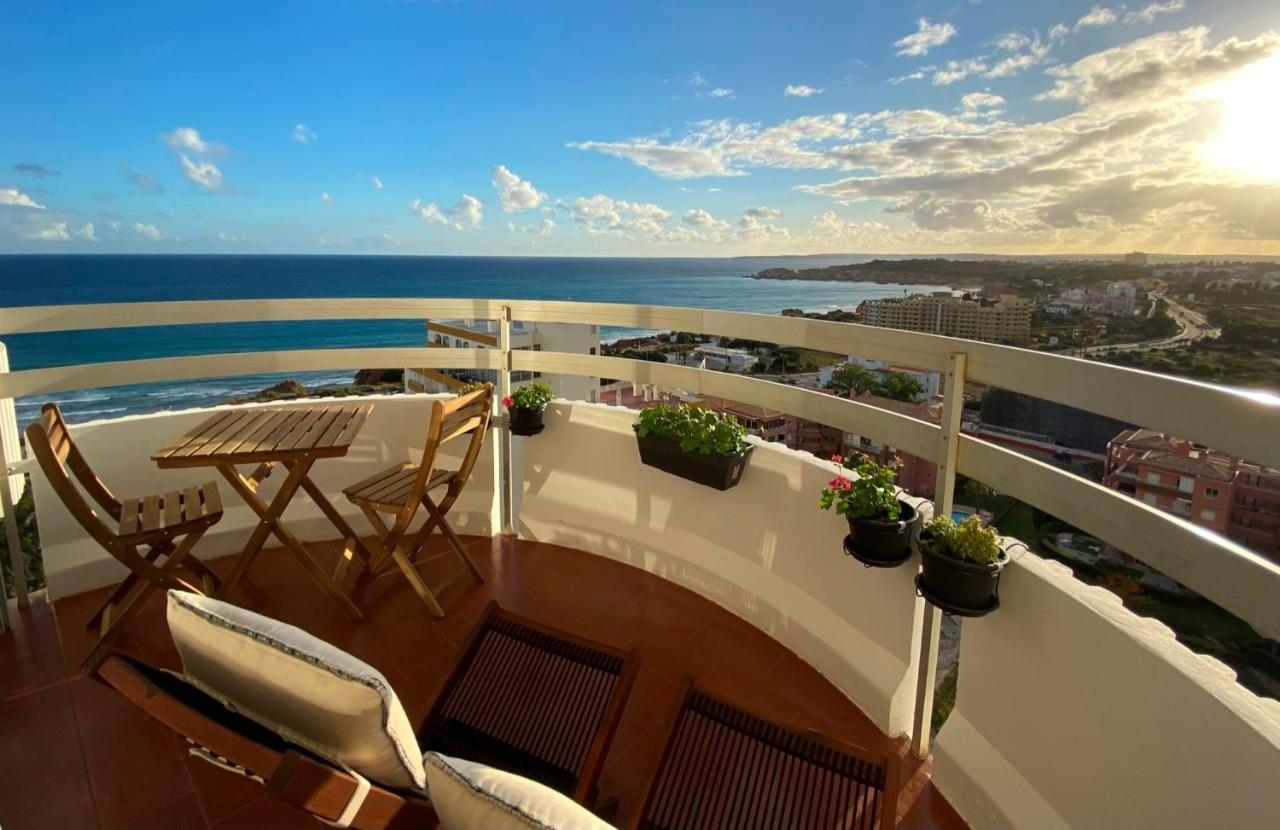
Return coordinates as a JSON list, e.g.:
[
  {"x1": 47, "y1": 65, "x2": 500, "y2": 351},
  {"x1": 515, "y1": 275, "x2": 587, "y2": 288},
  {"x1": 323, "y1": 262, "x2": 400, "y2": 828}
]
[
  {"x1": 1204, "y1": 487, "x2": 1219, "y2": 499},
  {"x1": 1200, "y1": 509, "x2": 1217, "y2": 522},
  {"x1": 1178, "y1": 476, "x2": 1194, "y2": 493},
  {"x1": 1145, "y1": 472, "x2": 1161, "y2": 485},
  {"x1": 1143, "y1": 493, "x2": 1158, "y2": 506}
]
